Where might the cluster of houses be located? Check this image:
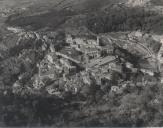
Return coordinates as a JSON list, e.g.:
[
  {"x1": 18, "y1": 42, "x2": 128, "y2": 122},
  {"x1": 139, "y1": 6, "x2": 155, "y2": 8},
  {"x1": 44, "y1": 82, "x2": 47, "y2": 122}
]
[
  {"x1": 0, "y1": 8, "x2": 15, "y2": 17},
  {"x1": 32, "y1": 47, "x2": 84, "y2": 90},
  {"x1": 66, "y1": 34, "x2": 101, "y2": 61},
  {"x1": 30, "y1": 32, "x2": 163, "y2": 95}
]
